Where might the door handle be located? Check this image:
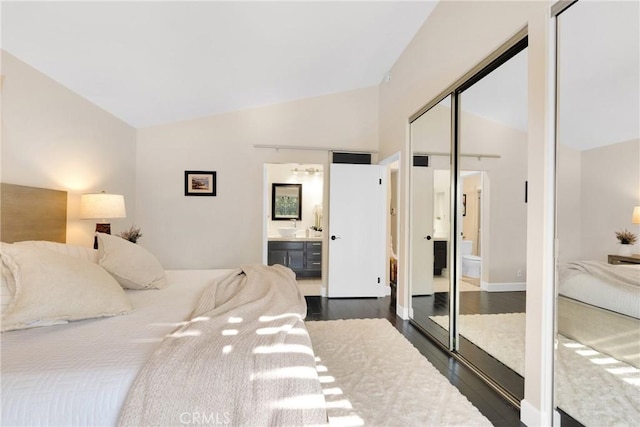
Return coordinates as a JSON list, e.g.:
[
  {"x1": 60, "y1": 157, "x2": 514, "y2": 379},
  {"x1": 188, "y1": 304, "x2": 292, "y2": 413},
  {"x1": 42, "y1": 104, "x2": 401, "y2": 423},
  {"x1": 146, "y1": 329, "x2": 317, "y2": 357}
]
[
  {"x1": 424, "y1": 236, "x2": 432, "y2": 240},
  {"x1": 331, "y1": 235, "x2": 340, "y2": 240}
]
